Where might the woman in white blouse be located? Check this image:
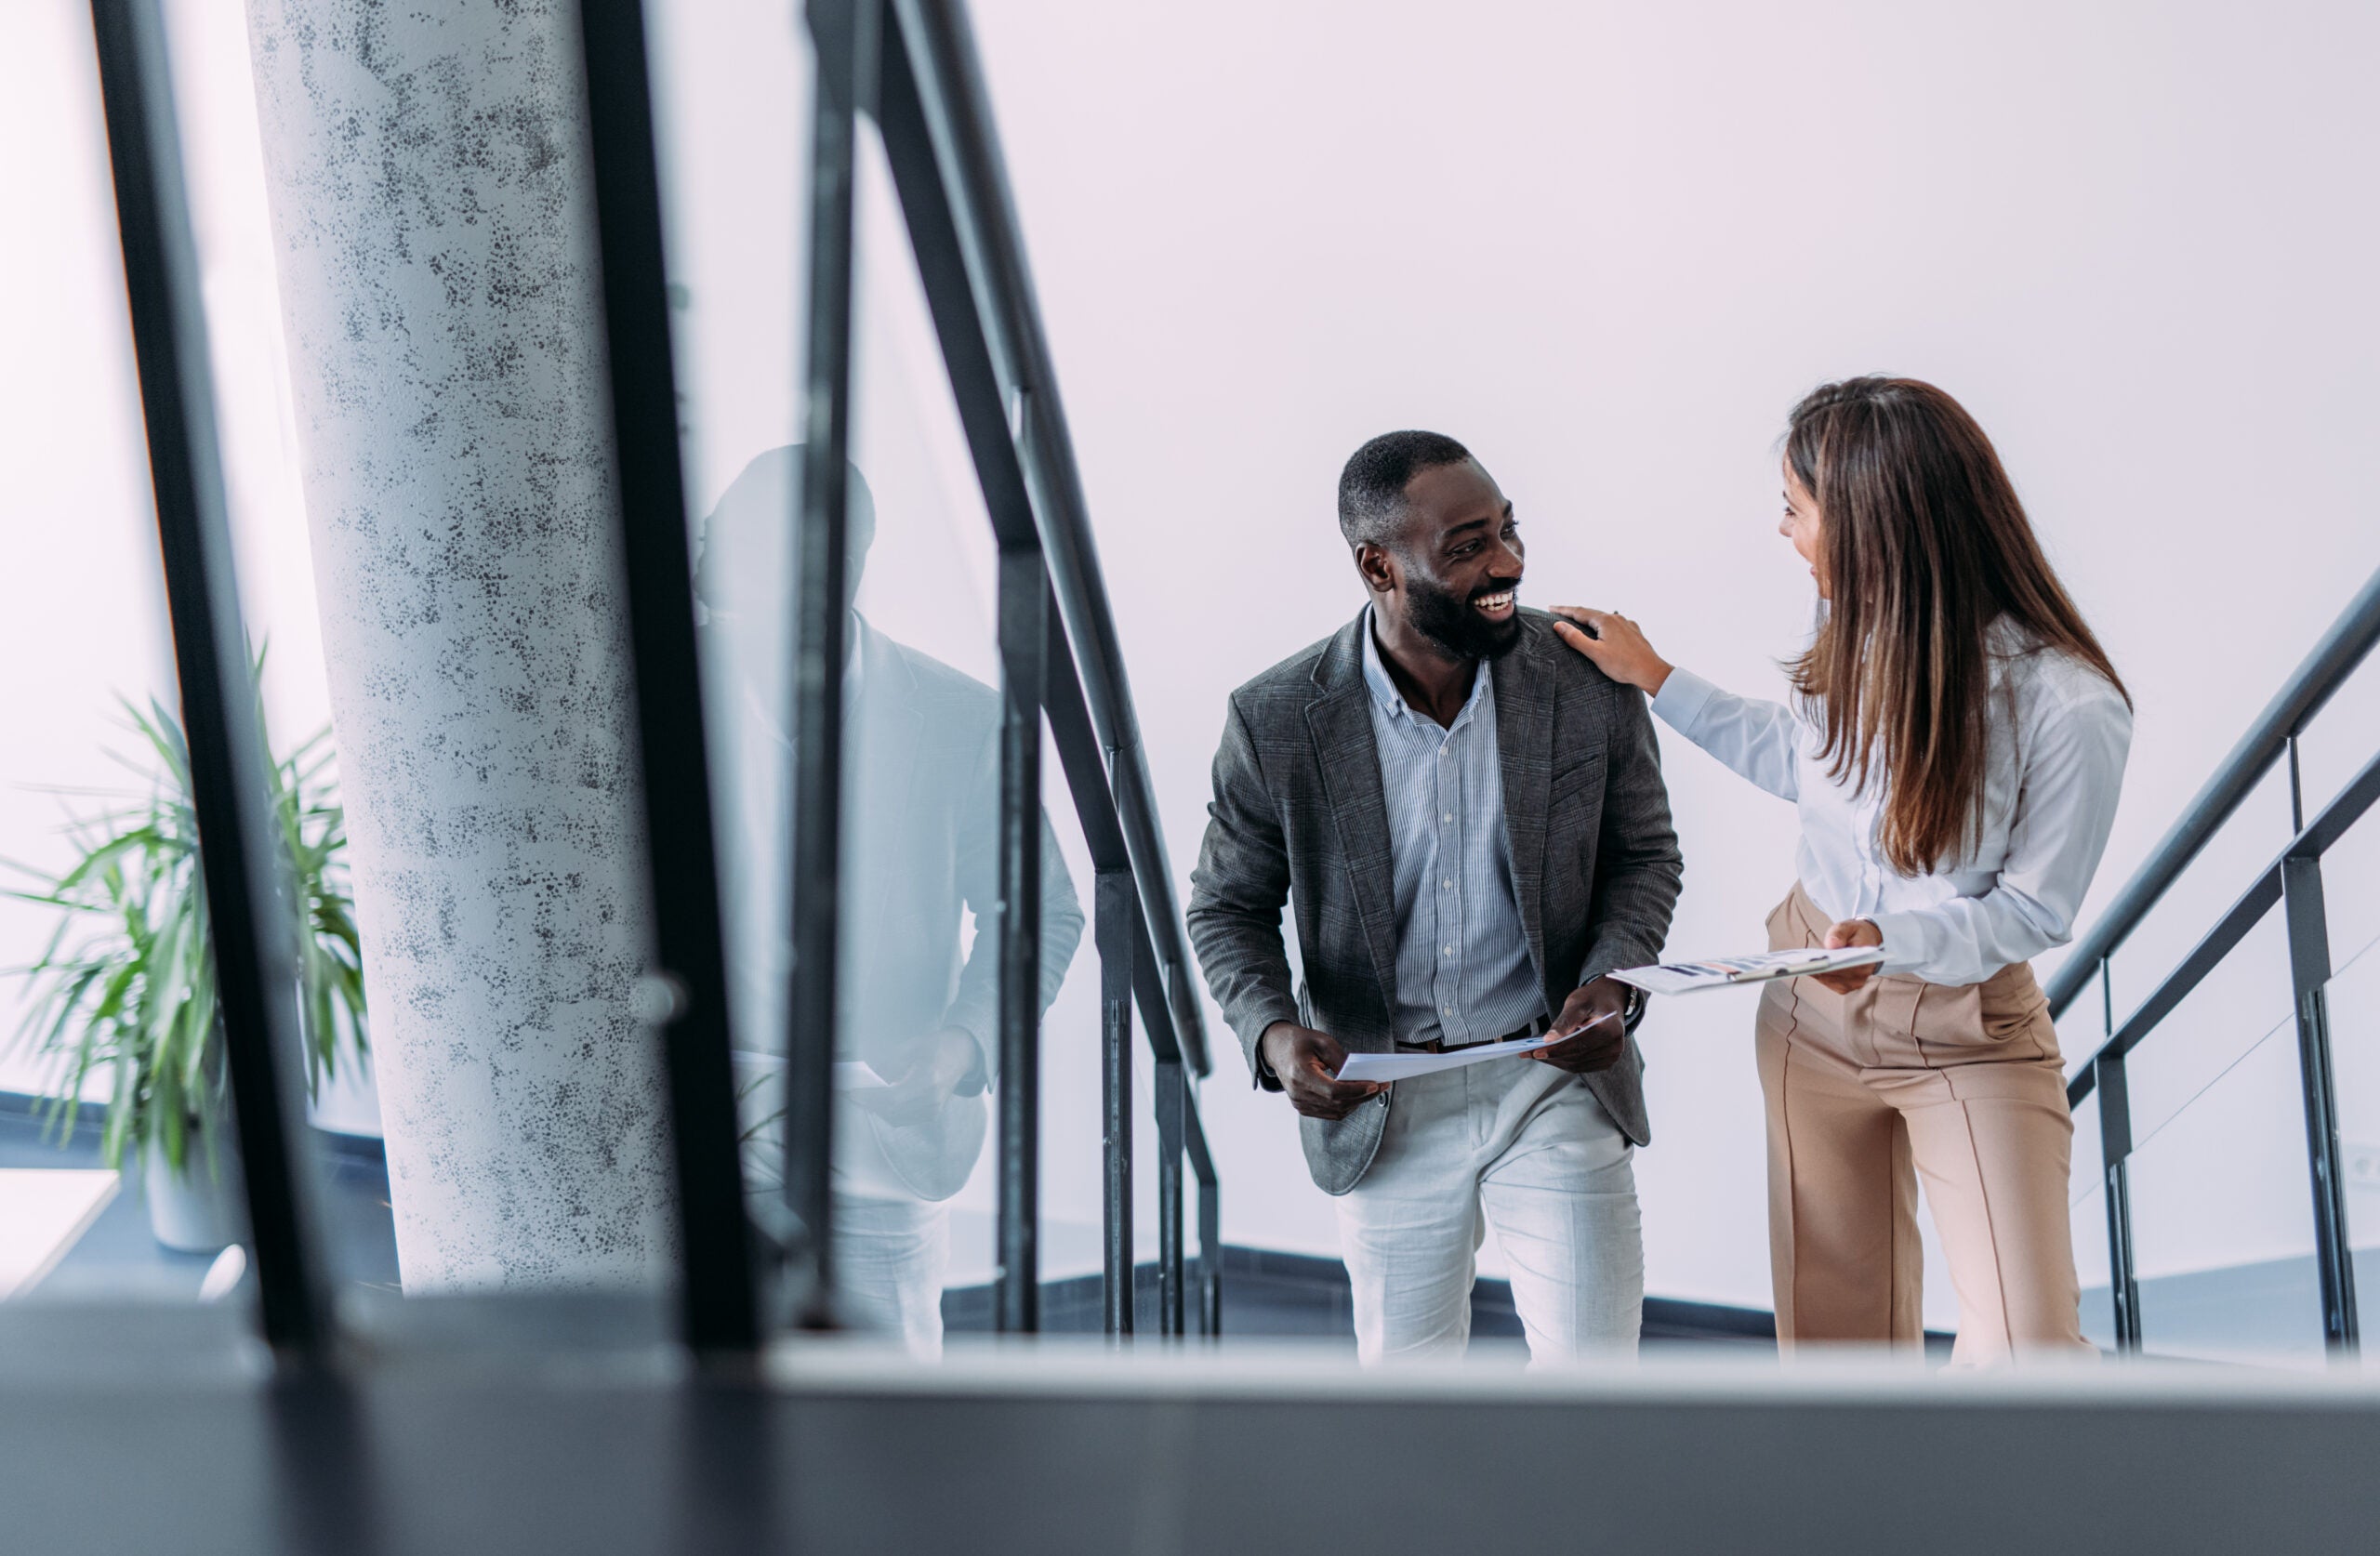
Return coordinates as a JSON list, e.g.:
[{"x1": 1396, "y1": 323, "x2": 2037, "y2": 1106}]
[{"x1": 1554, "y1": 376, "x2": 2132, "y2": 1364}]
